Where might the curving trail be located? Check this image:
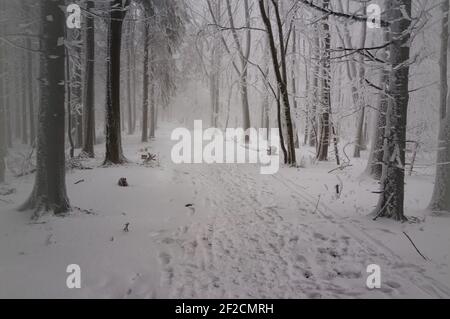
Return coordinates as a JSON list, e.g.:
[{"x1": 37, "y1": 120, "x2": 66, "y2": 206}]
[{"x1": 160, "y1": 160, "x2": 450, "y2": 299}]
